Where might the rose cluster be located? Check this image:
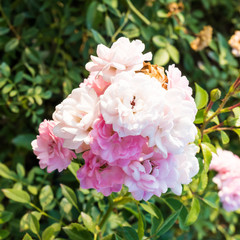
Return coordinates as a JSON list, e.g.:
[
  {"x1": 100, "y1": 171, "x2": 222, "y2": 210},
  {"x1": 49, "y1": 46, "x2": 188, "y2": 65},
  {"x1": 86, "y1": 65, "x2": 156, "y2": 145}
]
[
  {"x1": 210, "y1": 149, "x2": 240, "y2": 212},
  {"x1": 32, "y1": 37, "x2": 199, "y2": 201}
]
